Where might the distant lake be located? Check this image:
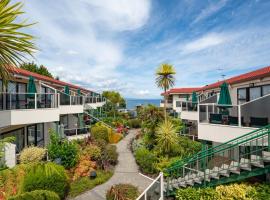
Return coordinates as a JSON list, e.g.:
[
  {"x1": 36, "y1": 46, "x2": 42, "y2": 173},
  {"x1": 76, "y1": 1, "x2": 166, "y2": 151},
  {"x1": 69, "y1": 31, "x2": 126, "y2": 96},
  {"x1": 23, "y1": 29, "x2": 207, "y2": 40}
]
[{"x1": 125, "y1": 99, "x2": 161, "y2": 110}]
